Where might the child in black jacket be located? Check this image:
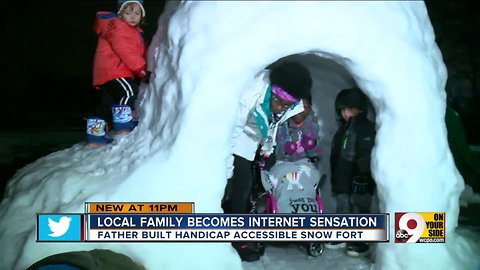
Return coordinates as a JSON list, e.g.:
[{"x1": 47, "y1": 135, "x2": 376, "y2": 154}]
[{"x1": 328, "y1": 87, "x2": 376, "y2": 257}]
